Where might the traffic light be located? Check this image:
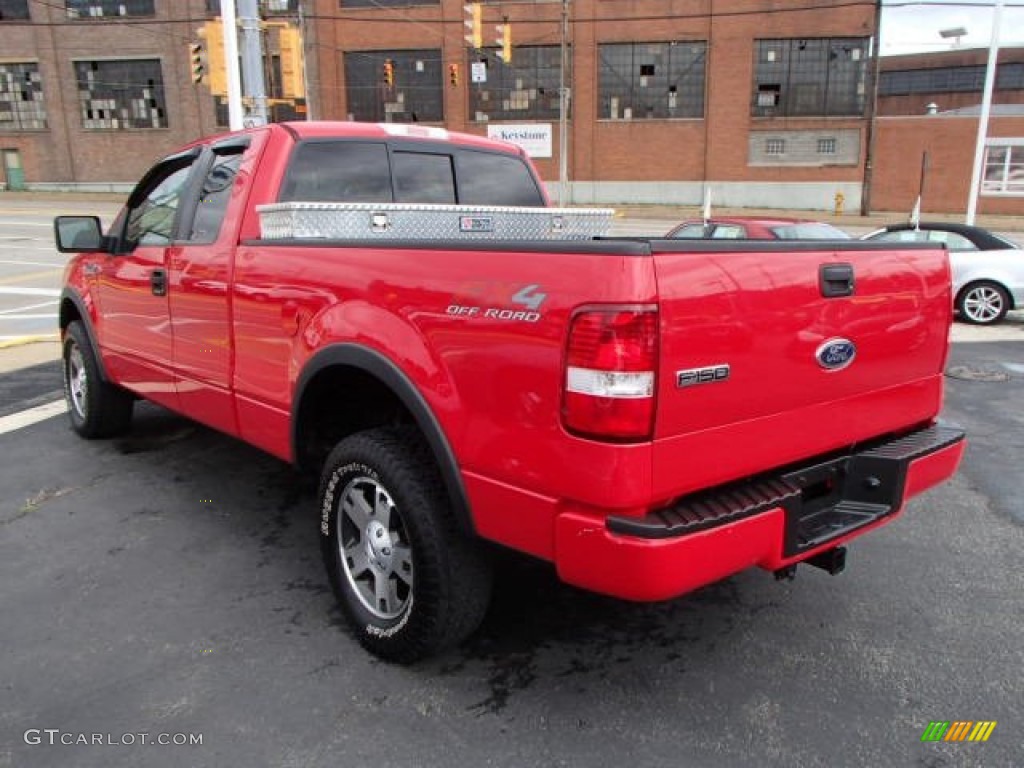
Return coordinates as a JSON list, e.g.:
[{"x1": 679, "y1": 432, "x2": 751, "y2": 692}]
[
  {"x1": 189, "y1": 42, "x2": 204, "y2": 84},
  {"x1": 198, "y1": 19, "x2": 226, "y2": 96},
  {"x1": 278, "y1": 25, "x2": 305, "y2": 99},
  {"x1": 464, "y1": 2, "x2": 482, "y2": 49},
  {"x1": 497, "y1": 20, "x2": 512, "y2": 64},
  {"x1": 449, "y1": 63, "x2": 459, "y2": 87},
  {"x1": 383, "y1": 59, "x2": 394, "y2": 88}
]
